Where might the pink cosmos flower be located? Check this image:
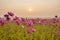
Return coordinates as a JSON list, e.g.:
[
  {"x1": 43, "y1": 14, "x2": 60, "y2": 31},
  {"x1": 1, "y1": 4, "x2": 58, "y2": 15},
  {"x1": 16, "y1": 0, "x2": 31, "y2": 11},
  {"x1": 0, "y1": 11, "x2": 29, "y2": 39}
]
[
  {"x1": 4, "y1": 14, "x2": 11, "y2": 21},
  {"x1": 21, "y1": 18, "x2": 27, "y2": 22},
  {"x1": 27, "y1": 28, "x2": 37, "y2": 34},
  {"x1": 54, "y1": 22, "x2": 59, "y2": 27},
  {"x1": 13, "y1": 16, "x2": 20, "y2": 25},
  {"x1": 32, "y1": 28, "x2": 37, "y2": 32},
  {"x1": 55, "y1": 15, "x2": 58, "y2": 18},
  {"x1": 0, "y1": 19, "x2": 5, "y2": 26},
  {"x1": 28, "y1": 20, "x2": 34, "y2": 27},
  {"x1": 40, "y1": 19, "x2": 47, "y2": 24},
  {"x1": 8, "y1": 12, "x2": 14, "y2": 16},
  {"x1": 6, "y1": 17, "x2": 11, "y2": 21},
  {"x1": 27, "y1": 29, "x2": 32, "y2": 34},
  {"x1": 15, "y1": 20, "x2": 20, "y2": 25},
  {"x1": 13, "y1": 16, "x2": 19, "y2": 21},
  {"x1": 4, "y1": 14, "x2": 9, "y2": 18}
]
